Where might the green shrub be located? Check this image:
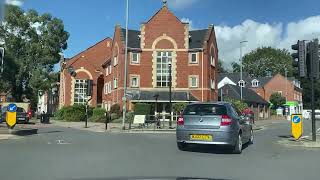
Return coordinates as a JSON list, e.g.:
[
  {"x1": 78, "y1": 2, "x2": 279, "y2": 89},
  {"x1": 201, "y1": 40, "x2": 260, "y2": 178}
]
[
  {"x1": 126, "y1": 112, "x2": 134, "y2": 123},
  {"x1": 110, "y1": 113, "x2": 119, "y2": 121},
  {"x1": 53, "y1": 106, "x2": 68, "y2": 120},
  {"x1": 225, "y1": 97, "x2": 248, "y2": 112},
  {"x1": 90, "y1": 108, "x2": 107, "y2": 122},
  {"x1": 173, "y1": 102, "x2": 188, "y2": 114},
  {"x1": 110, "y1": 104, "x2": 121, "y2": 116},
  {"x1": 64, "y1": 104, "x2": 86, "y2": 122},
  {"x1": 271, "y1": 109, "x2": 277, "y2": 116},
  {"x1": 134, "y1": 103, "x2": 151, "y2": 115}
]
